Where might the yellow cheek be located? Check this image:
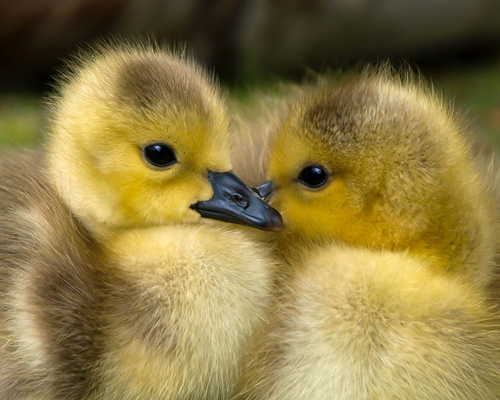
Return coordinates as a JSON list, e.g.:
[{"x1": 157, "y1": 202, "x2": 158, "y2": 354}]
[
  {"x1": 274, "y1": 180, "x2": 372, "y2": 246},
  {"x1": 285, "y1": 198, "x2": 332, "y2": 242},
  {"x1": 115, "y1": 172, "x2": 213, "y2": 226}
]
